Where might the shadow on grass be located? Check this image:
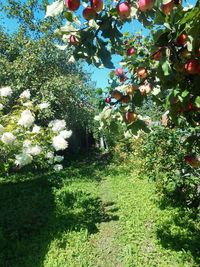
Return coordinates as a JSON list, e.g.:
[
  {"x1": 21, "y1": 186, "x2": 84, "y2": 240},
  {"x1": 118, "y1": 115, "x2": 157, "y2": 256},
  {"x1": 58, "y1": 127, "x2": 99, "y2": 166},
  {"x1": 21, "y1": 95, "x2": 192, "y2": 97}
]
[
  {"x1": 156, "y1": 202, "x2": 200, "y2": 265},
  {"x1": 0, "y1": 168, "x2": 118, "y2": 267}
]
